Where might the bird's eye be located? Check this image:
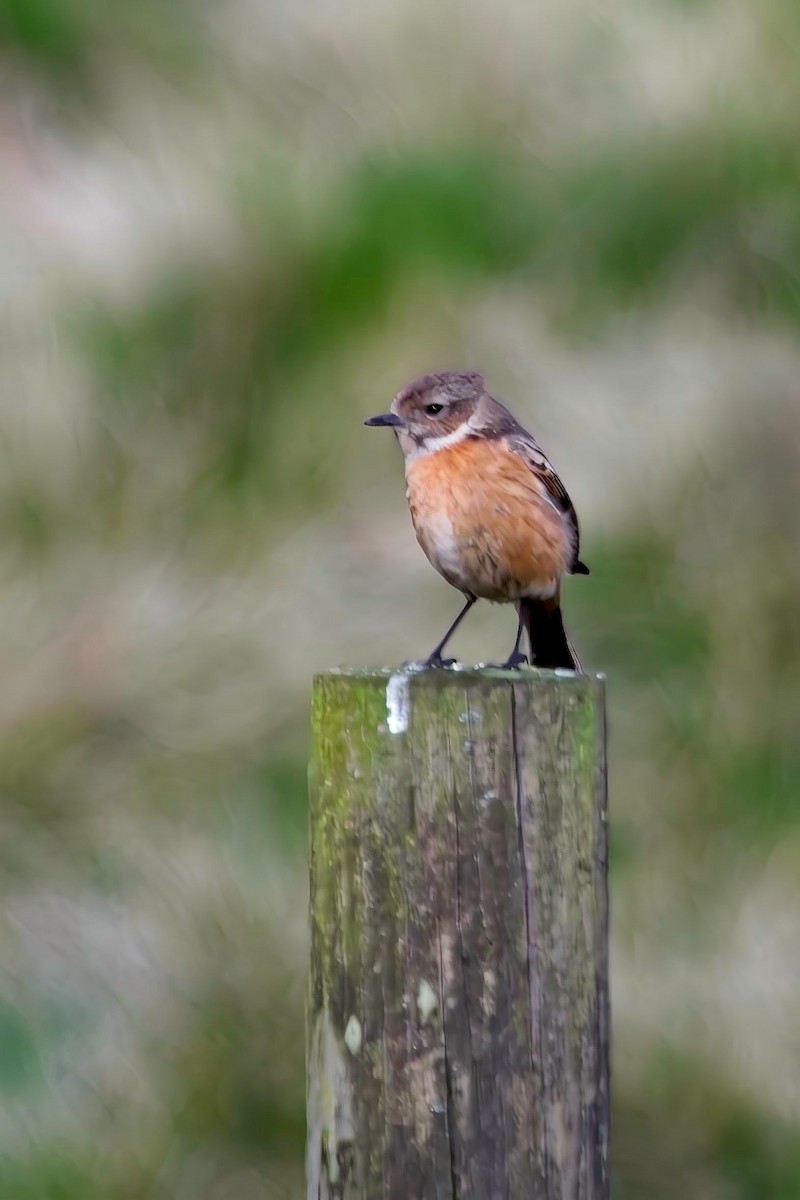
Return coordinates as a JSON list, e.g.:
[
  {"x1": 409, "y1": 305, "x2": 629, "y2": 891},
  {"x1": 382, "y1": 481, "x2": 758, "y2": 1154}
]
[{"x1": 425, "y1": 403, "x2": 444, "y2": 416}]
